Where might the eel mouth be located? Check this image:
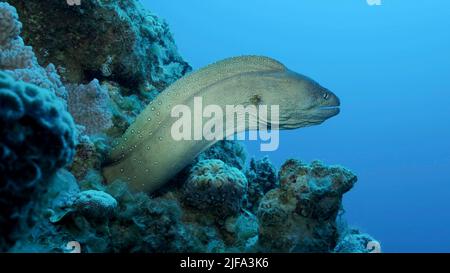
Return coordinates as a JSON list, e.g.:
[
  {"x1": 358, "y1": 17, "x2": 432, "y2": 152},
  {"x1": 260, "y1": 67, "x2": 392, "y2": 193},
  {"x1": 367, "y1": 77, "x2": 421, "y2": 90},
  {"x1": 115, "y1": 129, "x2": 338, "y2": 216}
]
[{"x1": 318, "y1": 105, "x2": 340, "y2": 118}]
